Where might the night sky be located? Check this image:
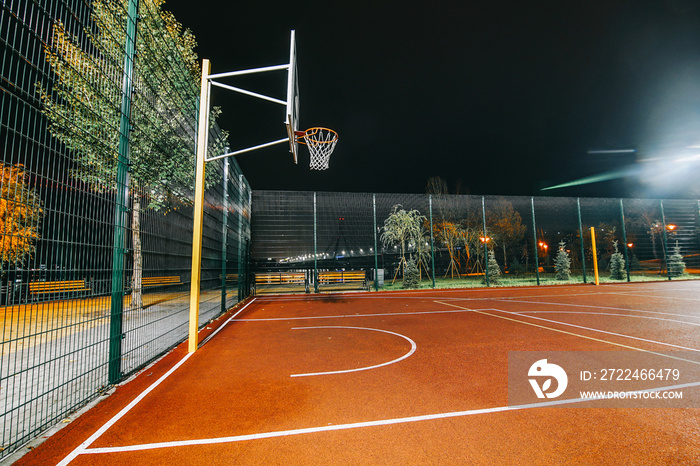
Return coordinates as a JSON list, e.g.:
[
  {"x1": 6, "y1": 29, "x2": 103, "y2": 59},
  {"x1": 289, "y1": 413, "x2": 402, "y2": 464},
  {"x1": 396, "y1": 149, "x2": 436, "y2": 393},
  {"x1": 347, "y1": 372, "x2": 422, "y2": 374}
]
[{"x1": 165, "y1": 0, "x2": 700, "y2": 199}]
